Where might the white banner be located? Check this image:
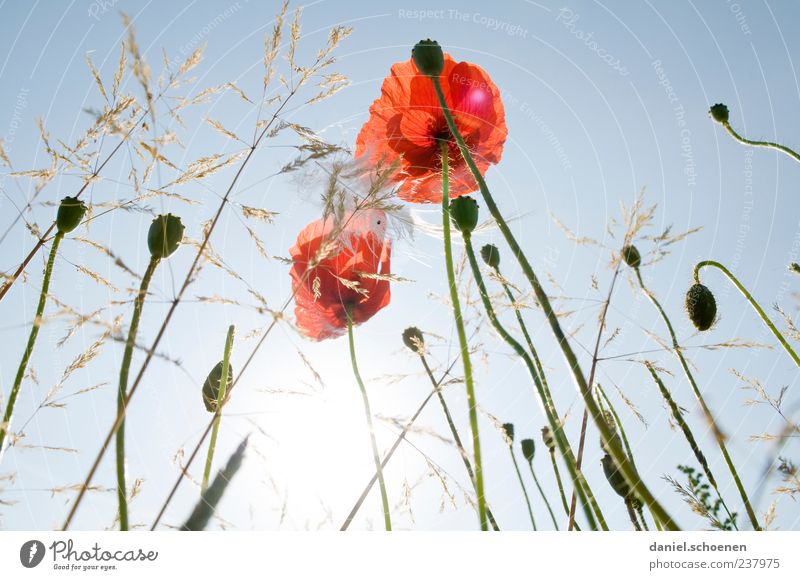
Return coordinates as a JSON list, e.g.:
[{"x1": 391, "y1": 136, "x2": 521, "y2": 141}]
[{"x1": 0, "y1": 532, "x2": 797, "y2": 579}]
